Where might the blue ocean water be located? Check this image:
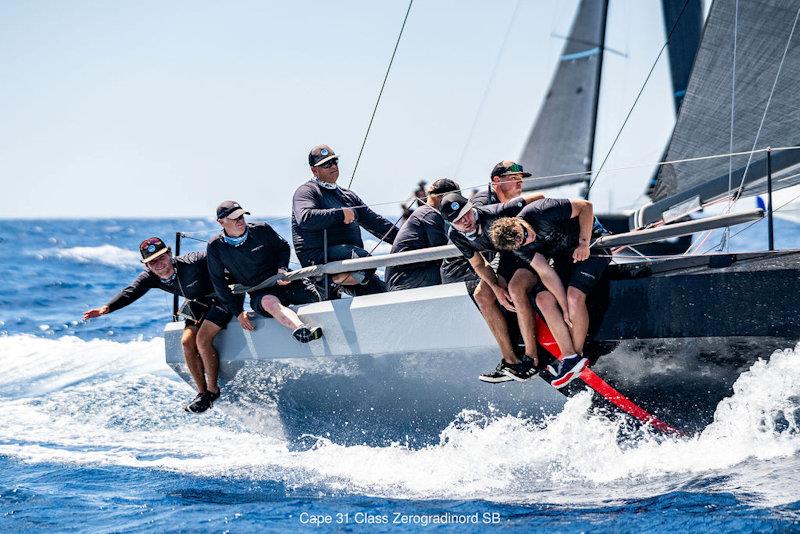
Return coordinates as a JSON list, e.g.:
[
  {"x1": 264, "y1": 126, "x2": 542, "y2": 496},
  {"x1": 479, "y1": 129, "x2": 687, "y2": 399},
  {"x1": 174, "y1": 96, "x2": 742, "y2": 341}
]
[{"x1": 1, "y1": 216, "x2": 799, "y2": 533}]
